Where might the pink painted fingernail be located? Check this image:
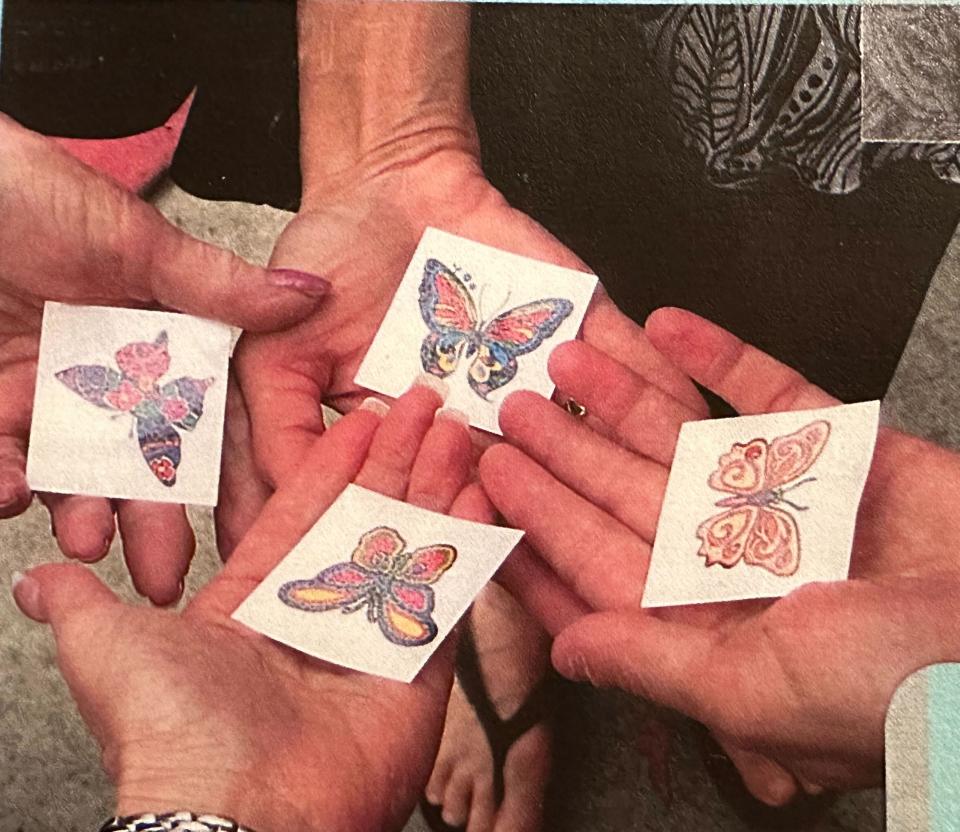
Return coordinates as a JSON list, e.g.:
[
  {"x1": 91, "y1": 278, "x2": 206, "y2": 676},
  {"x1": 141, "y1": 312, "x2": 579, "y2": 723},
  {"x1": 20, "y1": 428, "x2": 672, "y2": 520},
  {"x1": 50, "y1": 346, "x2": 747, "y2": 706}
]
[
  {"x1": 435, "y1": 407, "x2": 470, "y2": 427},
  {"x1": 267, "y1": 268, "x2": 332, "y2": 298},
  {"x1": 413, "y1": 372, "x2": 449, "y2": 400},
  {"x1": 359, "y1": 397, "x2": 390, "y2": 417}
]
